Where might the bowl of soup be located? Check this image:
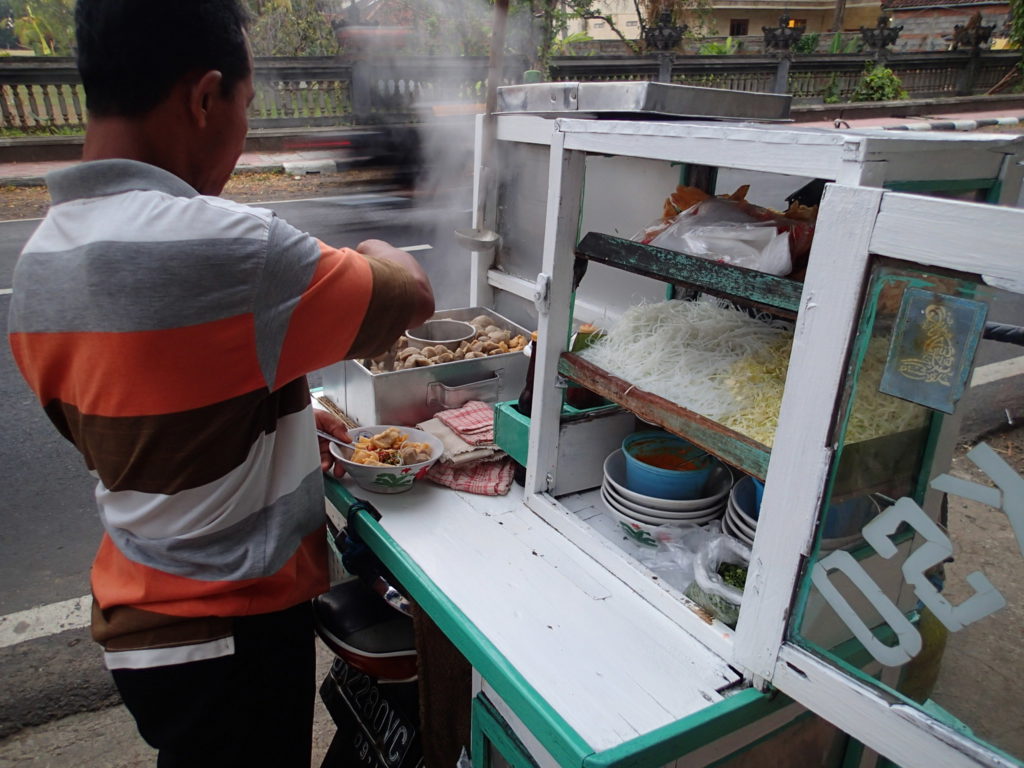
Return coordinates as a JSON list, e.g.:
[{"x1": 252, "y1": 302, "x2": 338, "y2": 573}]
[{"x1": 621, "y1": 431, "x2": 714, "y2": 500}]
